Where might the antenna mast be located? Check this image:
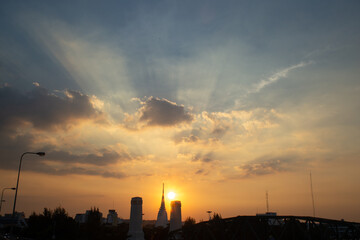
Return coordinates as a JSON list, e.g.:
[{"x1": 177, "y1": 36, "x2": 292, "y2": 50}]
[
  {"x1": 266, "y1": 191, "x2": 269, "y2": 213},
  {"x1": 310, "y1": 171, "x2": 316, "y2": 217}
]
